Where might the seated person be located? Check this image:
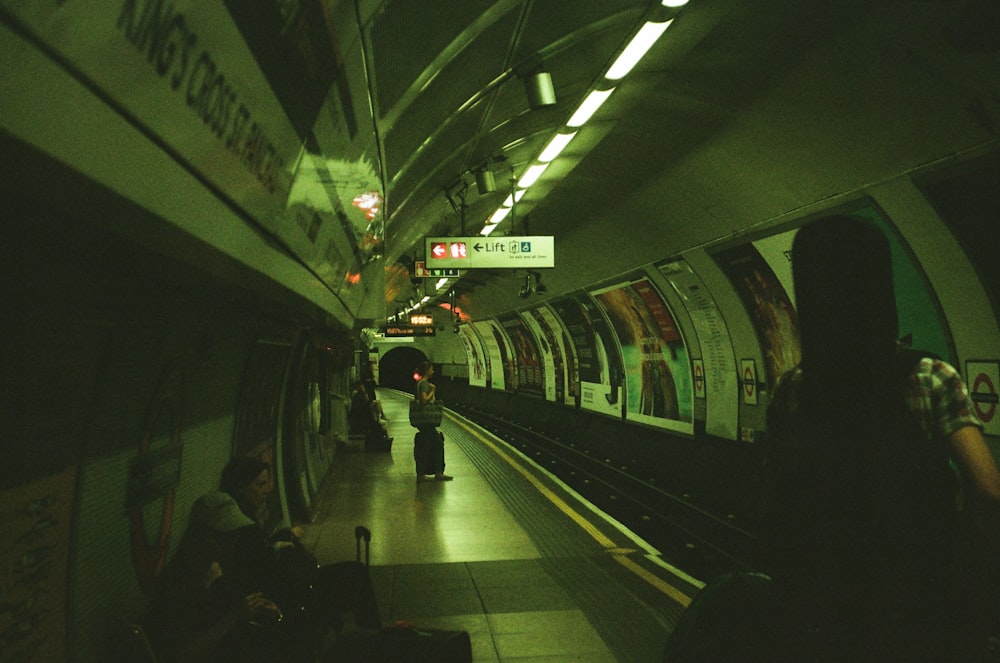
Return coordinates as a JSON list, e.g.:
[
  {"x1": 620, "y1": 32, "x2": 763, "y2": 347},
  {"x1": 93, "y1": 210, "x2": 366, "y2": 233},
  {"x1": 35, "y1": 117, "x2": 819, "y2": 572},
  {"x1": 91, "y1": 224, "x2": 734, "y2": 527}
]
[
  {"x1": 145, "y1": 492, "x2": 289, "y2": 663},
  {"x1": 218, "y1": 457, "x2": 382, "y2": 634},
  {"x1": 349, "y1": 381, "x2": 392, "y2": 448}
]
